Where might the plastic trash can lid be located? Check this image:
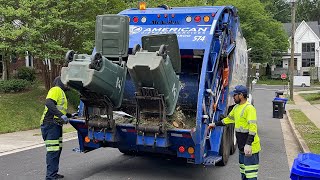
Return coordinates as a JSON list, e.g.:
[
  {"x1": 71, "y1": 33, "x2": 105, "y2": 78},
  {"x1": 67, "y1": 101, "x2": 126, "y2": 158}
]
[
  {"x1": 291, "y1": 153, "x2": 320, "y2": 178},
  {"x1": 274, "y1": 97, "x2": 288, "y2": 102}
]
